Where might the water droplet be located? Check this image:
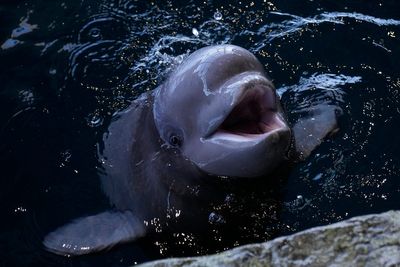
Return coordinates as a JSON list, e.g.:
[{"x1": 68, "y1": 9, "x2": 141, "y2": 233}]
[
  {"x1": 192, "y1": 28, "x2": 199, "y2": 36},
  {"x1": 208, "y1": 212, "x2": 226, "y2": 225},
  {"x1": 295, "y1": 195, "x2": 305, "y2": 206},
  {"x1": 14, "y1": 206, "x2": 27, "y2": 213},
  {"x1": 224, "y1": 193, "x2": 235, "y2": 204},
  {"x1": 175, "y1": 210, "x2": 181, "y2": 217},
  {"x1": 313, "y1": 173, "x2": 323, "y2": 181},
  {"x1": 86, "y1": 114, "x2": 103, "y2": 127},
  {"x1": 18, "y1": 90, "x2": 34, "y2": 104},
  {"x1": 1, "y1": 39, "x2": 21, "y2": 50},
  {"x1": 213, "y1": 11, "x2": 223, "y2": 20},
  {"x1": 61, "y1": 149, "x2": 72, "y2": 163}
]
